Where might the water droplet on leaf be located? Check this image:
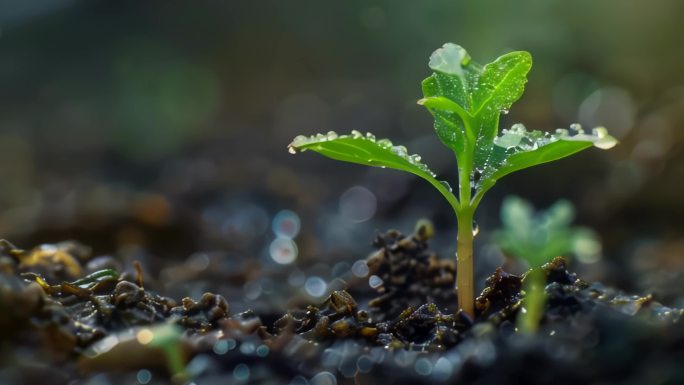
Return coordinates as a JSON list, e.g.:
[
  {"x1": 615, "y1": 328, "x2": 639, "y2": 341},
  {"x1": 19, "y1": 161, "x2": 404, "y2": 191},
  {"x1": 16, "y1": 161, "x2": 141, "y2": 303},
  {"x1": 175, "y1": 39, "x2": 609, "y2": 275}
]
[
  {"x1": 391, "y1": 145, "x2": 408, "y2": 157},
  {"x1": 439, "y1": 180, "x2": 452, "y2": 192},
  {"x1": 569, "y1": 123, "x2": 584, "y2": 134},
  {"x1": 376, "y1": 138, "x2": 393, "y2": 149},
  {"x1": 326, "y1": 131, "x2": 338, "y2": 140},
  {"x1": 555, "y1": 128, "x2": 569, "y2": 137}
]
